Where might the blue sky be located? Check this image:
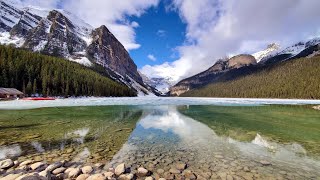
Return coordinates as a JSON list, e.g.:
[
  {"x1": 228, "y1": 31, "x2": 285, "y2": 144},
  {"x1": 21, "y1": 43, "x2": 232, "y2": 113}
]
[{"x1": 128, "y1": 1, "x2": 186, "y2": 68}]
